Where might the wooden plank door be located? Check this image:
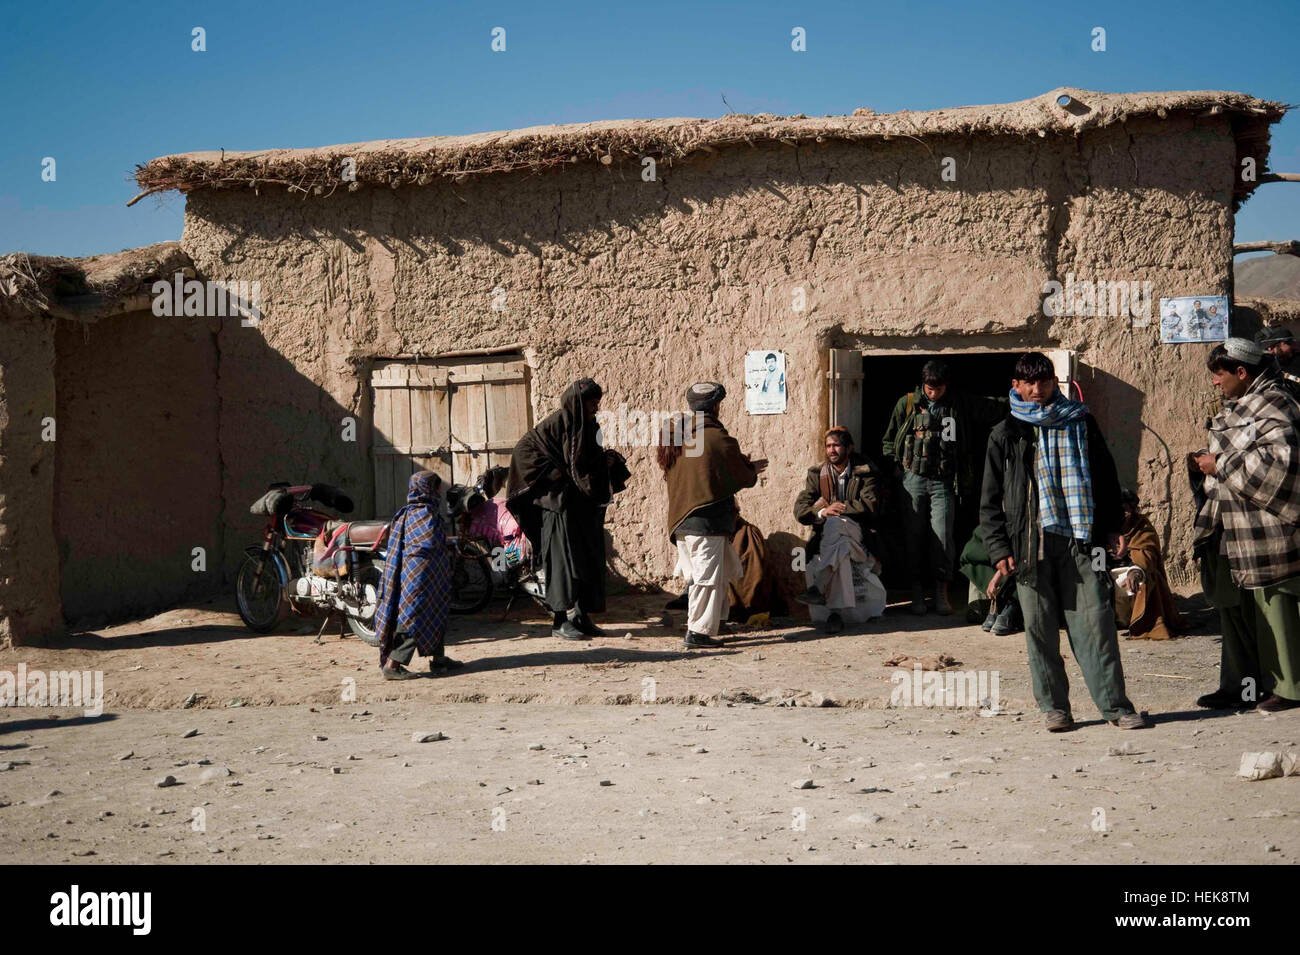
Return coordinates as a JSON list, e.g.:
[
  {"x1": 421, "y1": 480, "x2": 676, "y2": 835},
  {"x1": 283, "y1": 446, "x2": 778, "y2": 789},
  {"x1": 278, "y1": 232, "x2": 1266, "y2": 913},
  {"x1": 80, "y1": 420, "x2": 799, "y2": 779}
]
[
  {"x1": 372, "y1": 356, "x2": 529, "y2": 517},
  {"x1": 447, "y1": 357, "x2": 530, "y2": 485},
  {"x1": 371, "y1": 361, "x2": 451, "y2": 518}
]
